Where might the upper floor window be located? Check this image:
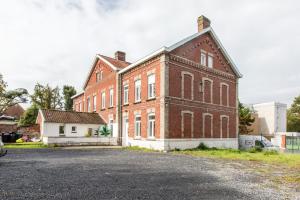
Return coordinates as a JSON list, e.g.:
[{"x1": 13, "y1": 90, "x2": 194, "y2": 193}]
[
  {"x1": 135, "y1": 115, "x2": 141, "y2": 137},
  {"x1": 79, "y1": 102, "x2": 82, "y2": 112},
  {"x1": 109, "y1": 88, "x2": 114, "y2": 107},
  {"x1": 123, "y1": 85, "x2": 129, "y2": 105},
  {"x1": 135, "y1": 79, "x2": 141, "y2": 102},
  {"x1": 148, "y1": 113, "x2": 155, "y2": 138},
  {"x1": 87, "y1": 97, "x2": 91, "y2": 112},
  {"x1": 208, "y1": 54, "x2": 213, "y2": 68},
  {"x1": 200, "y1": 51, "x2": 206, "y2": 66},
  {"x1": 148, "y1": 74, "x2": 155, "y2": 99},
  {"x1": 93, "y1": 95, "x2": 97, "y2": 112},
  {"x1": 101, "y1": 92, "x2": 105, "y2": 109},
  {"x1": 96, "y1": 72, "x2": 100, "y2": 82}
]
